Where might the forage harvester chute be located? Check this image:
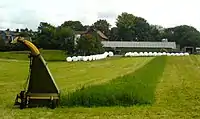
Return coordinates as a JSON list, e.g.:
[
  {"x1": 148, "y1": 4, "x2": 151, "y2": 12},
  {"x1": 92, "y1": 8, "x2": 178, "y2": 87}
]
[{"x1": 12, "y1": 37, "x2": 60, "y2": 109}]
